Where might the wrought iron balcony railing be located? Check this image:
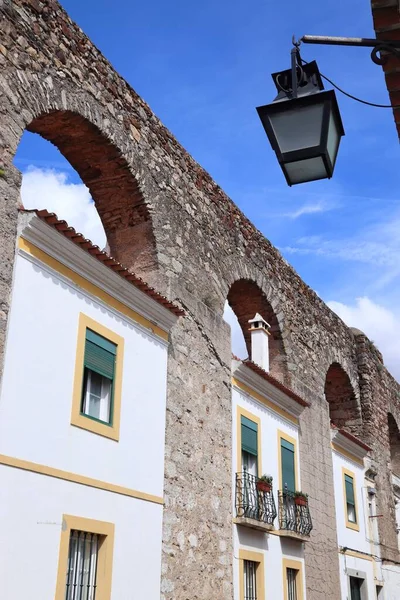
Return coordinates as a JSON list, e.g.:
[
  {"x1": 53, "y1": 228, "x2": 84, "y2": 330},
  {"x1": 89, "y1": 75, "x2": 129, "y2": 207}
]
[
  {"x1": 278, "y1": 489, "x2": 313, "y2": 536},
  {"x1": 235, "y1": 471, "x2": 277, "y2": 525}
]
